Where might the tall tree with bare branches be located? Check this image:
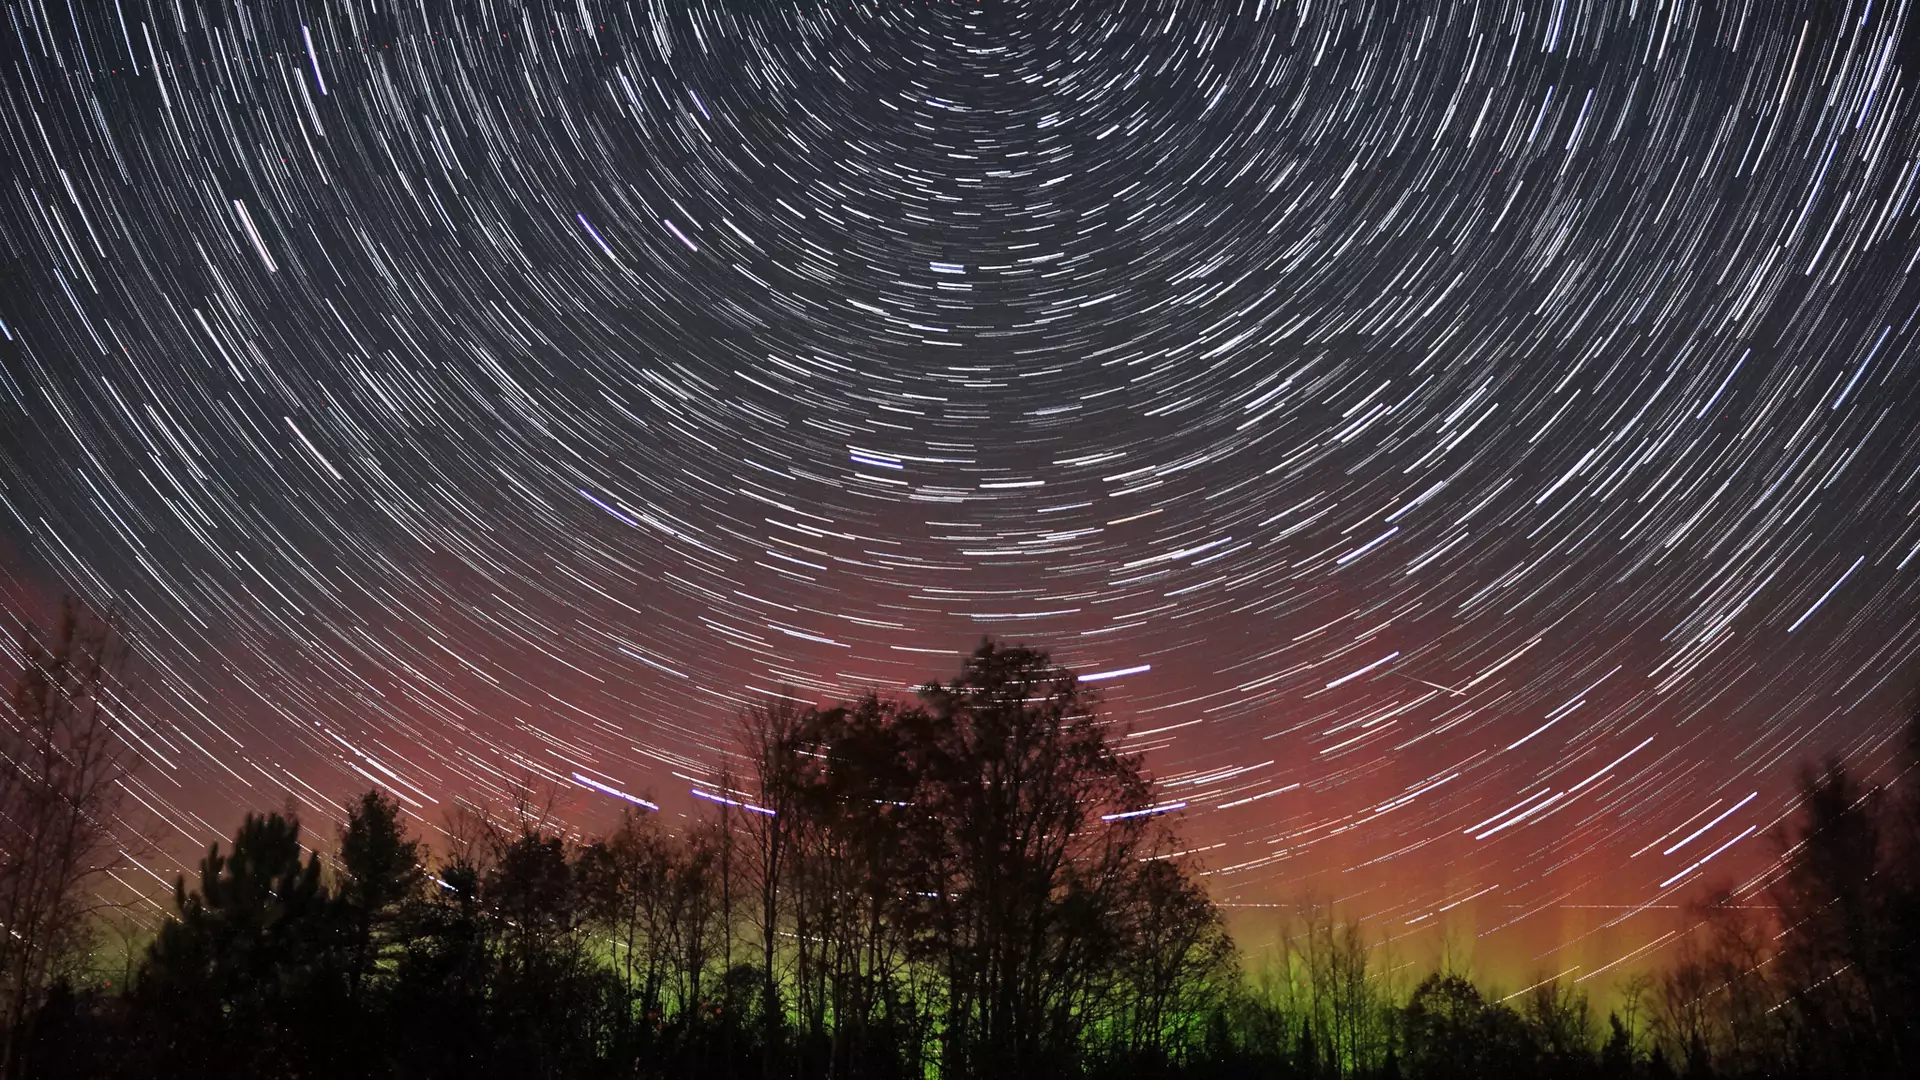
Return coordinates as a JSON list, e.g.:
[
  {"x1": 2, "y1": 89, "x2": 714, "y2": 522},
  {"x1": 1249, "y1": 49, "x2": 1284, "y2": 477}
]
[
  {"x1": 912, "y1": 641, "x2": 1156, "y2": 1078},
  {"x1": 739, "y1": 694, "x2": 817, "y2": 1077},
  {"x1": 0, "y1": 598, "x2": 138, "y2": 1077}
]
